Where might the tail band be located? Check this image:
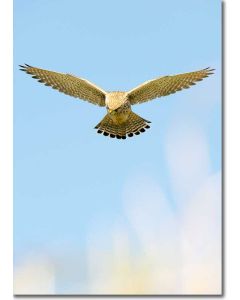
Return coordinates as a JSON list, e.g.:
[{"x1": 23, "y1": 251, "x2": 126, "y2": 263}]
[{"x1": 95, "y1": 112, "x2": 151, "y2": 139}]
